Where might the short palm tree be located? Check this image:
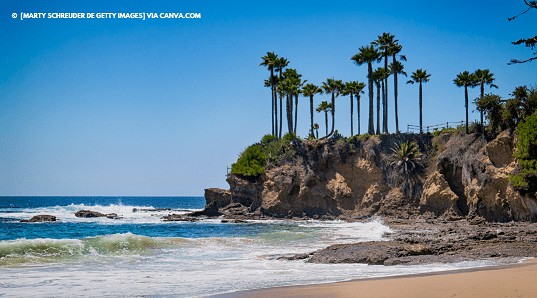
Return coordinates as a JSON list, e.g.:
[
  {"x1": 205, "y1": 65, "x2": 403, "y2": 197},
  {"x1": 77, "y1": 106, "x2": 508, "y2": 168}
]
[
  {"x1": 342, "y1": 81, "x2": 366, "y2": 136},
  {"x1": 302, "y1": 83, "x2": 323, "y2": 138},
  {"x1": 354, "y1": 82, "x2": 366, "y2": 135},
  {"x1": 389, "y1": 140, "x2": 423, "y2": 198},
  {"x1": 453, "y1": 71, "x2": 477, "y2": 134},
  {"x1": 322, "y1": 78, "x2": 344, "y2": 137},
  {"x1": 407, "y1": 69, "x2": 431, "y2": 134},
  {"x1": 313, "y1": 123, "x2": 320, "y2": 139},
  {"x1": 352, "y1": 45, "x2": 381, "y2": 135},
  {"x1": 473, "y1": 69, "x2": 498, "y2": 134},
  {"x1": 260, "y1": 52, "x2": 278, "y2": 136},
  {"x1": 316, "y1": 101, "x2": 332, "y2": 137}
]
